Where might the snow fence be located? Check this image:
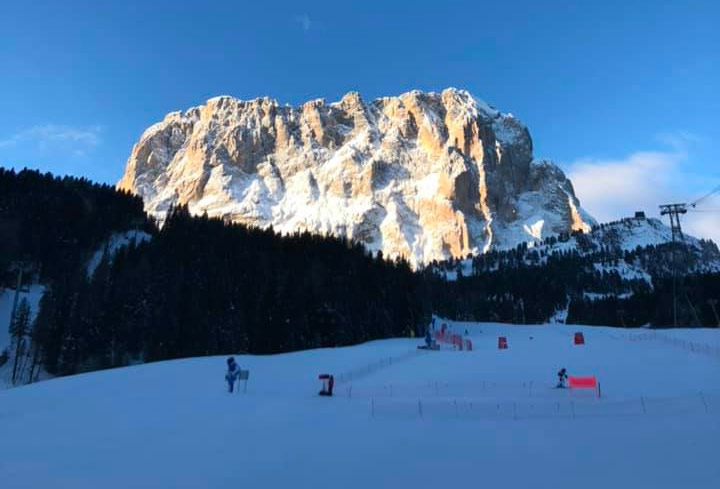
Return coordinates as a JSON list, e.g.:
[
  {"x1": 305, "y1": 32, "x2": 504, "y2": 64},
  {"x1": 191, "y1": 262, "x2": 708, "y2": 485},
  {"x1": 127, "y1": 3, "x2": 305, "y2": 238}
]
[
  {"x1": 624, "y1": 332, "x2": 720, "y2": 360},
  {"x1": 366, "y1": 392, "x2": 720, "y2": 420},
  {"x1": 334, "y1": 349, "x2": 427, "y2": 386}
]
